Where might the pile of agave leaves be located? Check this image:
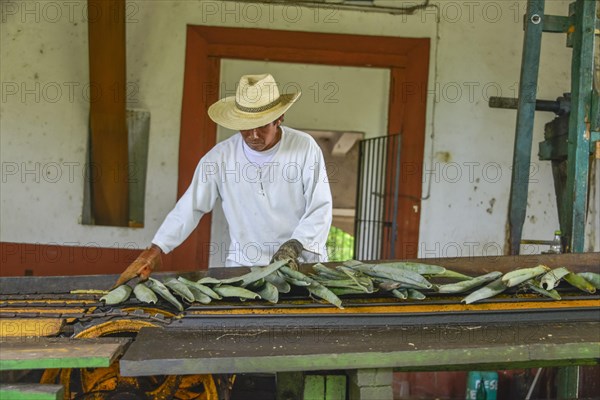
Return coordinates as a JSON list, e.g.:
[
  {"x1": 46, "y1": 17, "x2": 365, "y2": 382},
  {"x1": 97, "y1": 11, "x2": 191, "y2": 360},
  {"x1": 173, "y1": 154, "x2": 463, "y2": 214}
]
[{"x1": 100, "y1": 259, "x2": 600, "y2": 311}]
